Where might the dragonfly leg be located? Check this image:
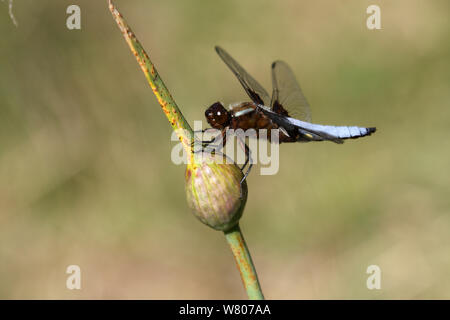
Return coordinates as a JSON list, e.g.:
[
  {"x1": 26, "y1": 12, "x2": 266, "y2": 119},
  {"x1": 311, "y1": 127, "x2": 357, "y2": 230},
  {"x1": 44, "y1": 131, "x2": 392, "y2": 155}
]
[
  {"x1": 192, "y1": 128, "x2": 225, "y2": 149},
  {"x1": 236, "y1": 136, "x2": 252, "y2": 198},
  {"x1": 241, "y1": 143, "x2": 250, "y2": 170},
  {"x1": 192, "y1": 130, "x2": 226, "y2": 156},
  {"x1": 191, "y1": 139, "x2": 214, "y2": 148},
  {"x1": 236, "y1": 136, "x2": 252, "y2": 172},
  {"x1": 193, "y1": 129, "x2": 209, "y2": 133},
  {"x1": 238, "y1": 162, "x2": 252, "y2": 199},
  {"x1": 191, "y1": 128, "x2": 216, "y2": 149},
  {"x1": 241, "y1": 163, "x2": 253, "y2": 184}
]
